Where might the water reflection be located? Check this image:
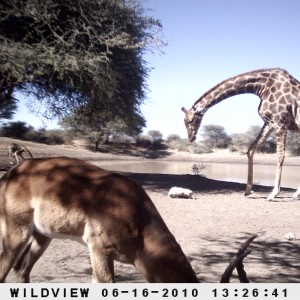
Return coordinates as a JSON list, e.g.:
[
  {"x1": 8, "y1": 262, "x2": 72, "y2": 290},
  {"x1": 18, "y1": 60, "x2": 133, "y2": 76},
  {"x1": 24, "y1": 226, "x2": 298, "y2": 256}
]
[{"x1": 91, "y1": 161, "x2": 300, "y2": 189}]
